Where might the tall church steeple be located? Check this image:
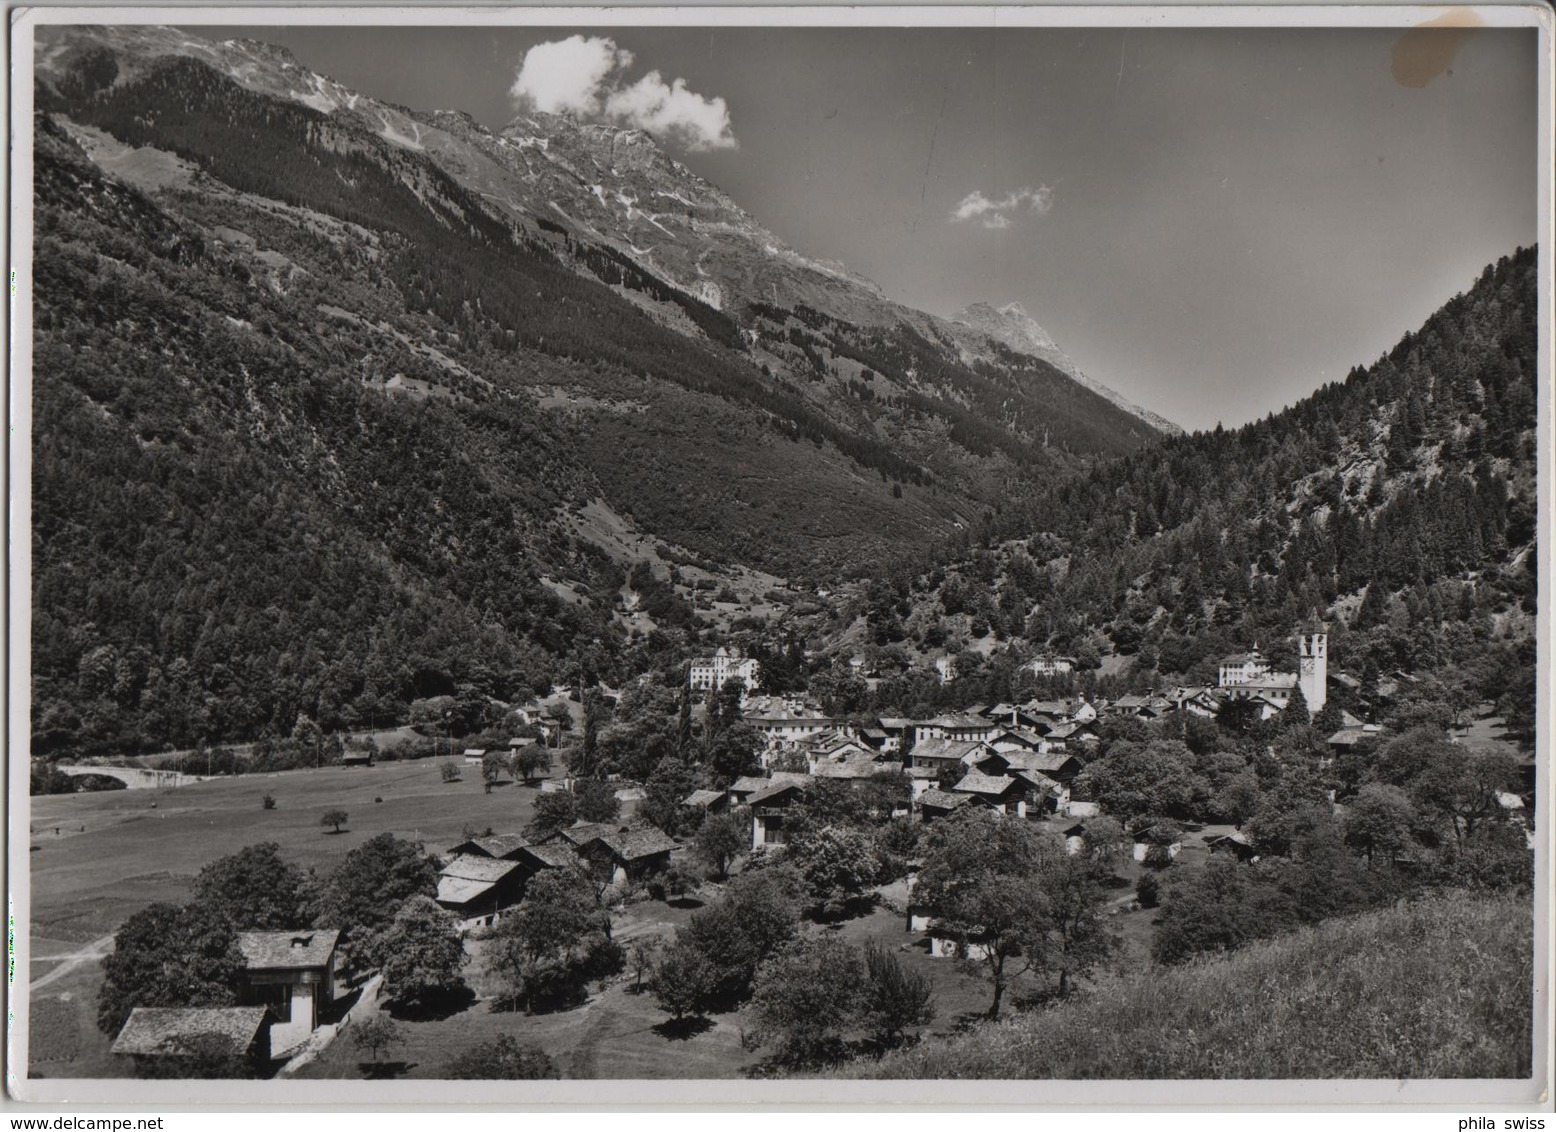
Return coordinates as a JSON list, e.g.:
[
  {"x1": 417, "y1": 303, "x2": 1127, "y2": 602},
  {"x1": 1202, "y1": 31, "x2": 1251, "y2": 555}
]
[{"x1": 1298, "y1": 611, "x2": 1328, "y2": 713}]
